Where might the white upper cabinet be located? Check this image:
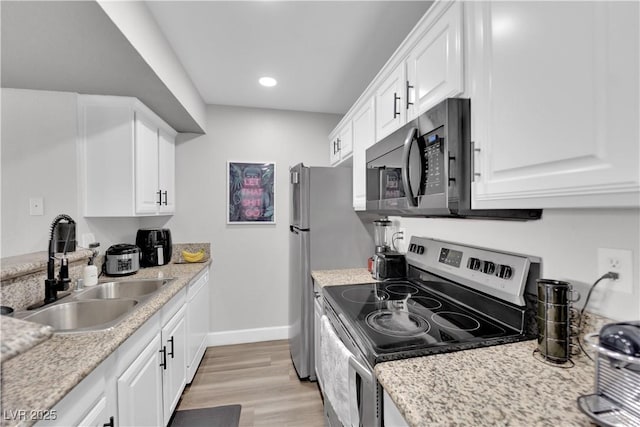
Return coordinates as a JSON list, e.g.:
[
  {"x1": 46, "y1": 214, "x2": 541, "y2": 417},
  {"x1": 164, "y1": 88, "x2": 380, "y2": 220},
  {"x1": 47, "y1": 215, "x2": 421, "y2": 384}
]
[
  {"x1": 79, "y1": 95, "x2": 177, "y2": 216},
  {"x1": 406, "y1": 1, "x2": 464, "y2": 121},
  {"x1": 375, "y1": 63, "x2": 407, "y2": 142},
  {"x1": 329, "y1": 121, "x2": 353, "y2": 166},
  {"x1": 468, "y1": 1, "x2": 640, "y2": 208},
  {"x1": 352, "y1": 98, "x2": 376, "y2": 210}
]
